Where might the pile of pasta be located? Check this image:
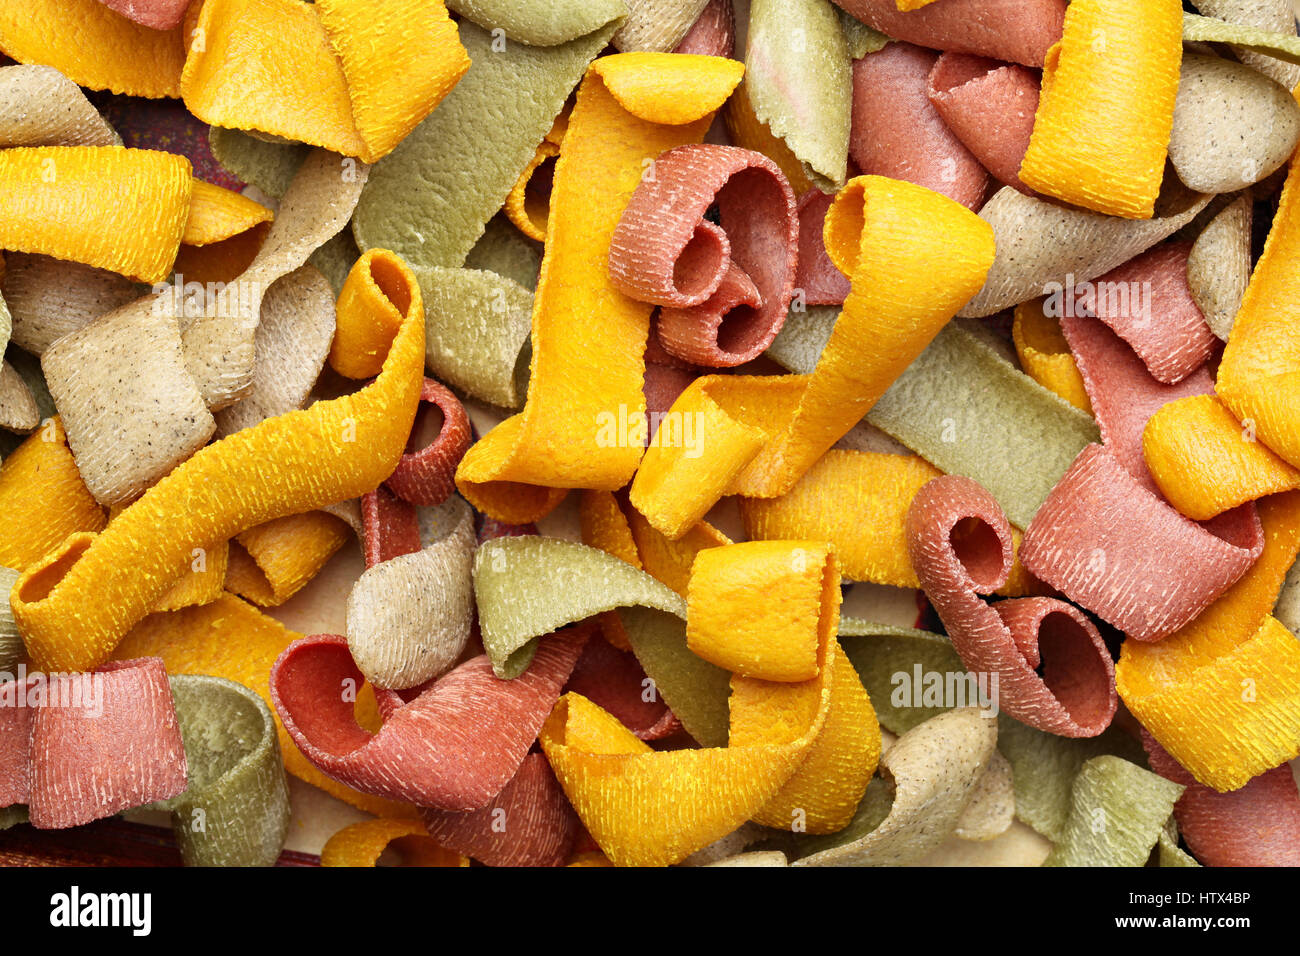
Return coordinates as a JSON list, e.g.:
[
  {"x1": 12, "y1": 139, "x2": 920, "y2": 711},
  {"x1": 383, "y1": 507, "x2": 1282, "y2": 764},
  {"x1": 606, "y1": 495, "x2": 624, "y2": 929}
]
[{"x1": 0, "y1": 0, "x2": 1298, "y2": 868}]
